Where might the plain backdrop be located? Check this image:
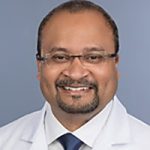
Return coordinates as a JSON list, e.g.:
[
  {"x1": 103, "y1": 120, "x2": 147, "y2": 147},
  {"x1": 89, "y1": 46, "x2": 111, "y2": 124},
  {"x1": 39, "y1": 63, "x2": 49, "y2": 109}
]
[{"x1": 0, "y1": 0, "x2": 150, "y2": 127}]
